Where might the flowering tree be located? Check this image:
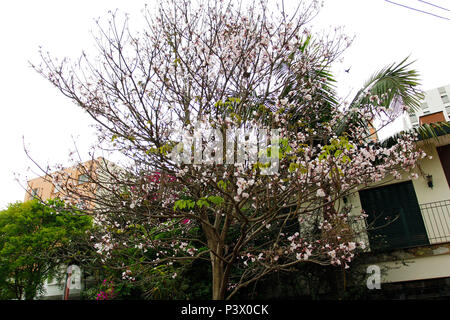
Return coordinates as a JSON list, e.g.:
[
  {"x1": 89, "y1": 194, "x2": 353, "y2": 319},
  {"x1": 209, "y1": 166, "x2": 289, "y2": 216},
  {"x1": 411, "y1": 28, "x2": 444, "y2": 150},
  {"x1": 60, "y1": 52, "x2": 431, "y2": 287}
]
[{"x1": 33, "y1": 0, "x2": 425, "y2": 299}]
